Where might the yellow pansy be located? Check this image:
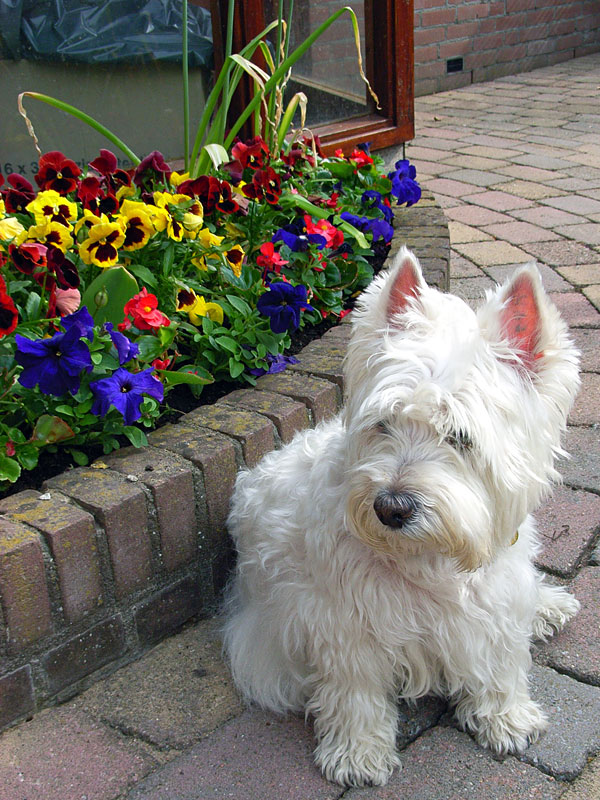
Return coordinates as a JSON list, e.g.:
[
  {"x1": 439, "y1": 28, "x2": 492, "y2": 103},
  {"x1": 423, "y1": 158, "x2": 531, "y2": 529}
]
[
  {"x1": 116, "y1": 184, "x2": 136, "y2": 203},
  {"x1": 0, "y1": 197, "x2": 5, "y2": 216},
  {"x1": 26, "y1": 190, "x2": 78, "y2": 227},
  {"x1": 0, "y1": 216, "x2": 25, "y2": 241},
  {"x1": 225, "y1": 244, "x2": 245, "y2": 278},
  {"x1": 74, "y1": 209, "x2": 106, "y2": 237},
  {"x1": 189, "y1": 295, "x2": 224, "y2": 326},
  {"x1": 118, "y1": 200, "x2": 155, "y2": 251},
  {"x1": 195, "y1": 227, "x2": 224, "y2": 249},
  {"x1": 79, "y1": 221, "x2": 126, "y2": 267},
  {"x1": 22, "y1": 220, "x2": 73, "y2": 252},
  {"x1": 170, "y1": 170, "x2": 190, "y2": 187}
]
